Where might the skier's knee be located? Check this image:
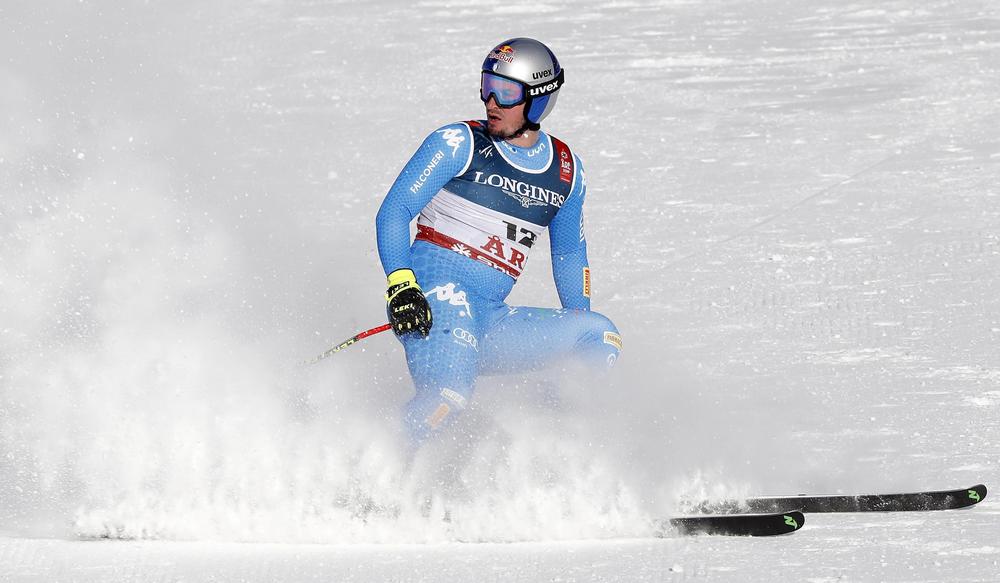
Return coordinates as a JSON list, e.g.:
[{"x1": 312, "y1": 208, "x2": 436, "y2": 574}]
[
  {"x1": 583, "y1": 311, "x2": 622, "y2": 370},
  {"x1": 404, "y1": 388, "x2": 469, "y2": 443}
]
